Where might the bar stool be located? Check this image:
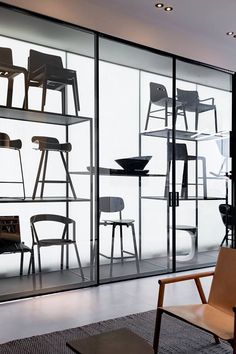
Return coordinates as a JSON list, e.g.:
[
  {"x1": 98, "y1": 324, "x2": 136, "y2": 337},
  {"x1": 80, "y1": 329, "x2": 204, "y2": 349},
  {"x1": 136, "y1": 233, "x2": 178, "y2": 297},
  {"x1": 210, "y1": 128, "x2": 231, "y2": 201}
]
[
  {"x1": 0, "y1": 132, "x2": 25, "y2": 198},
  {"x1": 99, "y1": 196, "x2": 140, "y2": 277},
  {"x1": 175, "y1": 225, "x2": 197, "y2": 261},
  {"x1": 32, "y1": 136, "x2": 76, "y2": 199}
]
